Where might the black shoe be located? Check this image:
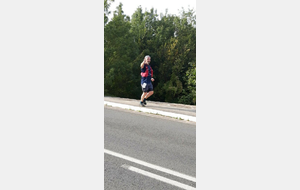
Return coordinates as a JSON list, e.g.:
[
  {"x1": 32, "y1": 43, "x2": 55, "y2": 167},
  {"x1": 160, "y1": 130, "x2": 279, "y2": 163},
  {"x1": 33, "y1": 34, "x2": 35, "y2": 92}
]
[
  {"x1": 140, "y1": 101, "x2": 145, "y2": 107},
  {"x1": 143, "y1": 99, "x2": 147, "y2": 105}
]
